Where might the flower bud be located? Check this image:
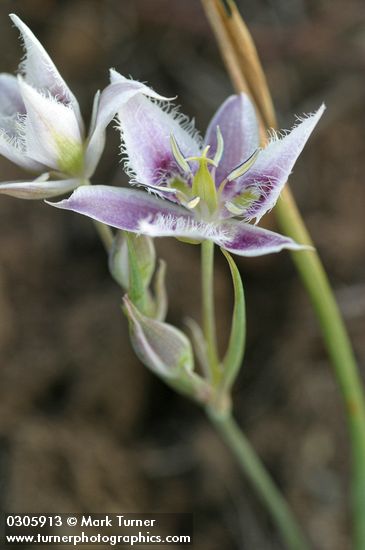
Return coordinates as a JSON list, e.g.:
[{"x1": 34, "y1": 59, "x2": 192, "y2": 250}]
[
  {"x1": 110, "y1": 231, "x2": 168, "y2": 320},
  {"x1": 109, "y1": 231, "x2": 156, "y2": 291},
  {"x1": 123, "y1": 296, "x2": 192, "y2": 378},
  {"x1": 123, "y1": 296, "x2": 211, "y2": 402}
]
